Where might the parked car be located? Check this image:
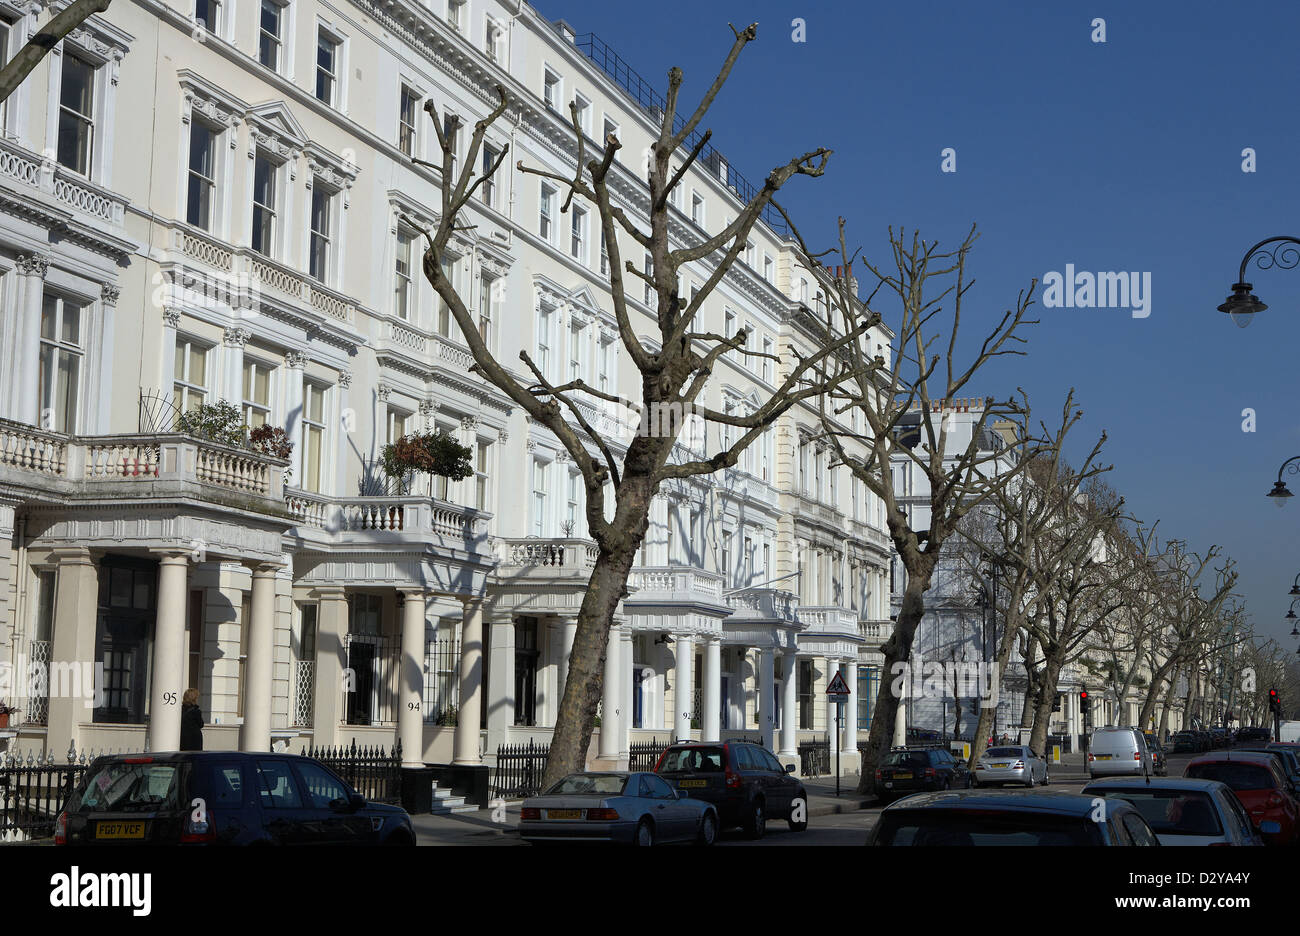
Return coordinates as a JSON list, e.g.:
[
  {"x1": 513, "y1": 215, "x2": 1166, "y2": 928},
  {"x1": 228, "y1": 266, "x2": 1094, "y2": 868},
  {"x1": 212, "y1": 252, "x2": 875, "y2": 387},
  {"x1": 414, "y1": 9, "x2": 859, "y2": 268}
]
[
  {"x1": 972, "y1": 745, "x2": 1049, "y2": 788},
  {"x1": 1230, "y1": 746, "x2": 1300, "y2": 801},
  {"x1": 875, "y1": 747, "x2": 972, "y2": 801},
  {"x1": 1087, "y1": 727, "x2": 1152, "y2": 779},
  {"x1": 1196, "y1": 731, "x2": 1214, "y2": 752},
  {"x1": 1081, "y1": 777, "x2": 1268, "y2": 846},
  {"x1": 55, "y1": 752, "x2": 415, "y2": 845},
  {"x1": 519, "y1": 771, "x2": 718, "y2": 846},
  {"x1": 1233, "y1": 727, "x2": 1274, "y2": 747},
  {"x1": 1184, "y1": 752, "x2": 1299, "y2": 845},
  {"x1": 865, "y1": 790, "x2": 1161, "y2": 846},
  {"x1": 1142, "y1": 733, "x2": 1169, "y2": 776},
  {"x1": 1210, "y1": 728, "x2": 1228, "y2": 749},
  {"x1": 1170, "y1": 731, "x2": 1201, "y2": 754},
  {"x1": 654, "y1": 741, "x2": 806, "y2": 839}
]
